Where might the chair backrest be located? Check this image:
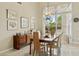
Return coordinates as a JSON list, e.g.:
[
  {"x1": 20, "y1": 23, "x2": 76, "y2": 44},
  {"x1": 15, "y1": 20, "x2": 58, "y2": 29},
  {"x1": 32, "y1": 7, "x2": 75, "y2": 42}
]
[
  {"x1": 33, "y1": 32, "x2": 41, "y2": 54},
  {"x1": 37, "y1": 31, "x2": 41, "y2": 39},
  {"x1": 53, "y1": 33, "x2": 63, "y2": 47},
  {"x1": 61, "y1": 34, "x2": 69, "y2": 44},
  {"x1": 57, "y1": 33, "x2": 63, "y2": 47}
]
